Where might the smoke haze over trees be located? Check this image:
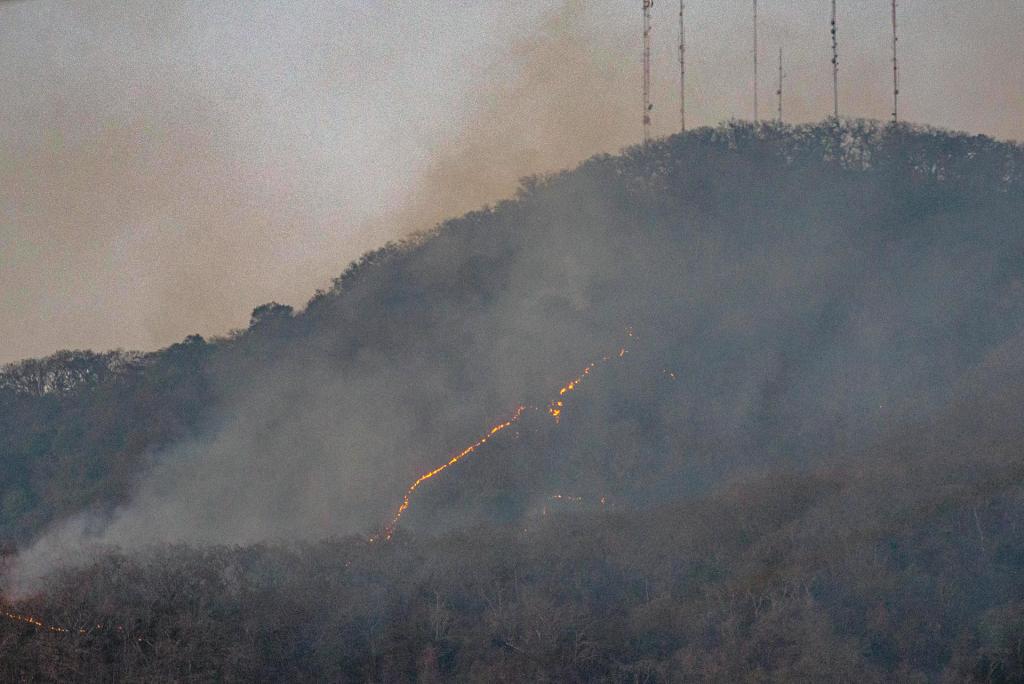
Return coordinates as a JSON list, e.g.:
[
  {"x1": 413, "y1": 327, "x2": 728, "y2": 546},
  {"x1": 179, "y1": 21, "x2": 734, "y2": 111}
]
[
  {"x1": 3, "y1": 0, "x2": 1022, "y2": 365},
  {"x1": 1, "y1": 120, "x2": 1024, "y2": 680}
]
